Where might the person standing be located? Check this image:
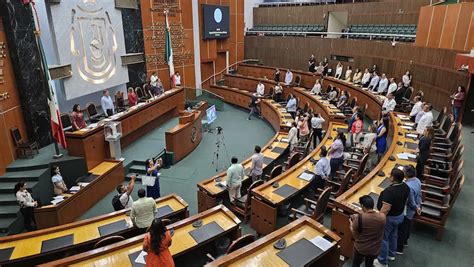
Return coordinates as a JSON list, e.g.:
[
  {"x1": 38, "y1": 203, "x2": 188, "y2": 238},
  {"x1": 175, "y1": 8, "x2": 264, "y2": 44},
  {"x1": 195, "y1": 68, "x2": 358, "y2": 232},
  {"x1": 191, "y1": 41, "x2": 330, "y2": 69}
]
[
  {"x1": 116, "y1": 175, "x2": 136, "y2": 209},
  {"x1": 329, "y1": 131, "x2": 346, "y2": 178},
  {"x1": 172, "y1": 71, "x2": 181, "y2": 87},
  {"x1": 314, "y1": 146, "x2": 331, "y2": 190},
  {"x1": 274, "y1": 68, "x2": 281, "y2": 82},
  {"x1": 397, "y1": 165, "x2": 421, "y2": 254},
  {"x1": 450, "y1": 86, "x2": 465, "y2": 122},
  {"x1": 248, "y1": 95, "x2": 261, "y2": 120},
  {"x1": 374, "y1": 168, "x2": 410, "y2": 267},
  {"x1": 143, "y1": 219, "x2": 175, "y2": 267},
  {"x1": 382, "y1": 93, "x2": 397, "y2": 115},
  {"x1": 322, "y1": 58, "x2": 329, "y2": 76},
  {"x1": 298, "y1": 114, "x2": 310, "y2": 143},
  {"x1": 308, "y1": 54, "x2": 316, "y2": 73},
  {"x1": 345, "y1": 66, "x2": 353, "y2": 82},
  {"x1": 273, "y1": 82, "x2": 283, "y2": 102},
  {"x1": 286, "y1": 94, "x2": 297, "y2": 119},
  {"x1": 416, "y1": 103, "x2": 433, "y2": 135},
  {"x1": 359, "y1": 124, "x2": 378, "y2": 170},
  {"x1": 409, "y1": 96, "x2": 423, "y2": 122},
  {"x1": 361, "y1": 68, "x2": 371, "y2": 88},
  {"x1": 288, "y1": 122, "x2": 298, "y2": 152},
  {"x1": 416, "y1": 126, "x2": 434, "y2": 179},
  {"x1": 130, "y1": 188, "x2": 157, "y2": 233},
  {"x1": 387, "y1": 78, "x2": 397, "y2": 95},
  {"x1": 311, "y1": 79, "x2": 321, "y2": 95},
  {"x1": 226, "y1": 157, "x2": 245, "y2": 202},
  {"x1": 249, "y1": 146, "x2": 264, "y2": 182},
  {"x1": 150, "y1": 72, "x2": 159, "y2": 92},
  {"x1": 335, "y1": 62, "x2": 343, "y2": 79},
  {"x1": 376, "y1": 116, "x2": 389, "y2": 159},
  {"x1": 256, "y1": 81, "x2": 265, "y2": 96},
  {"x1": 51, "y1": 165, "x2": 68, "y2": 195},
  {"x1": 353, "y1": 68, "x2": 362, "y2": 84},
  {"x1": 285, "y1": 69, "x2": 293, "y2": 85},
  {"x1": 402, "y1": 70, "x2": 412, "y2": 88},
  {"x1": 368, "y1": 72, "x2": 380, "y2": 91},
  {"x1": 15, "y1": 182, "x2": 38, "y2": 231},
  {"x1": 101, "y1": 90, "x2": 115, "y2": 117},
  {"x1": 128, "y1": 88, "x2": 138, "y2": 107},
  {"x1": 146, "y1": 158, "x2": 163, "y2": 199},
  {"x1": 311, "y1": 112, "x2": 325, "y2": 146},
  {"x1": 350, "y1": 195, "x2": 386, "y2": 267},
  {"x1": 71, "y1": 104, "x2": 86, "y2": 131},
  {"x1": 351, "y1": 113, "x2": 364, "y2": 146}
]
